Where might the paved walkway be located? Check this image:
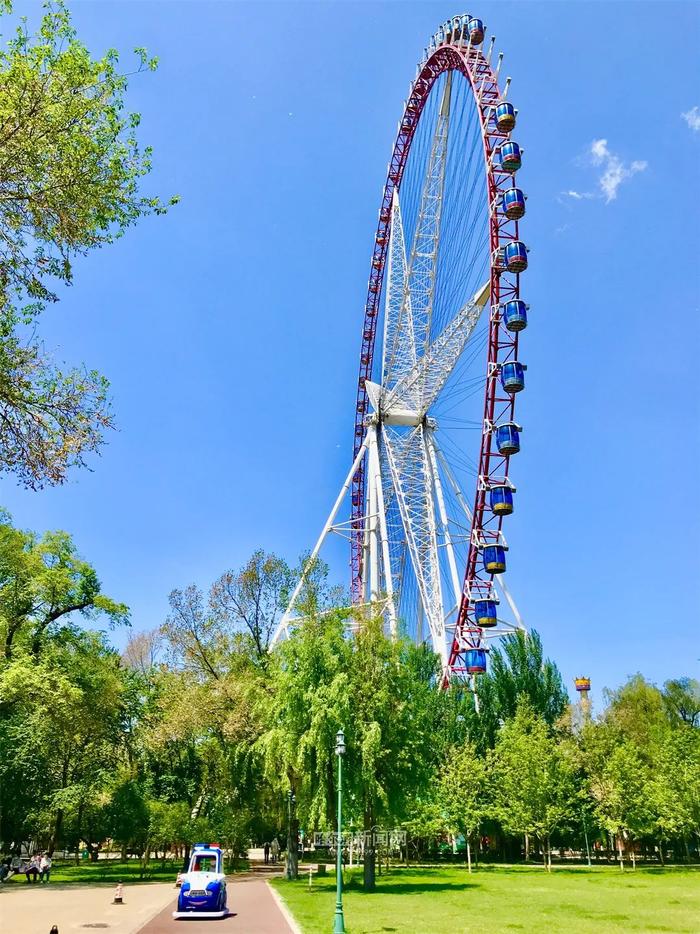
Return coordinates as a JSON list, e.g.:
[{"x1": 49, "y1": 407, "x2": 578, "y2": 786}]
[
  {"x1": 137, "y1": 876, "x2": 296, "y2": 934},
  {"x1": 0, "y1": 880, "x2": 175, "y2": 934}
]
